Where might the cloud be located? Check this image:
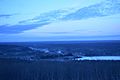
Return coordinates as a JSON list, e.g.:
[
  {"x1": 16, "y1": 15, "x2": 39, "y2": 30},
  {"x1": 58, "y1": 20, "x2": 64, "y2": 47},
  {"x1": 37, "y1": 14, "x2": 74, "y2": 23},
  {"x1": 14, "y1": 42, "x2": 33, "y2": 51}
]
[
  {"x1": 0, "y1": 22, "x2": 50, "y2": 34},
  {"x1": 19, "y1": 9, "x2": 70, "y2": 24},
  {"x1": 34, "y1": 32, "x2": 71, "y2": 34},
  {"x1": 0, "y1": 0, "x2": 120, "y2": 34},
  {"x1": 0, "y1": 14, "x2": 14, "y2": 18},
  {"x1": 62, "y1": 0, "x2": 120, "y2": 20},
  {"x1": 19, "y1": 0, "x2": 120, "y2": 25},
  {"x1": 0, "y1": 9, "x2": 70, "y2": 34}
]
